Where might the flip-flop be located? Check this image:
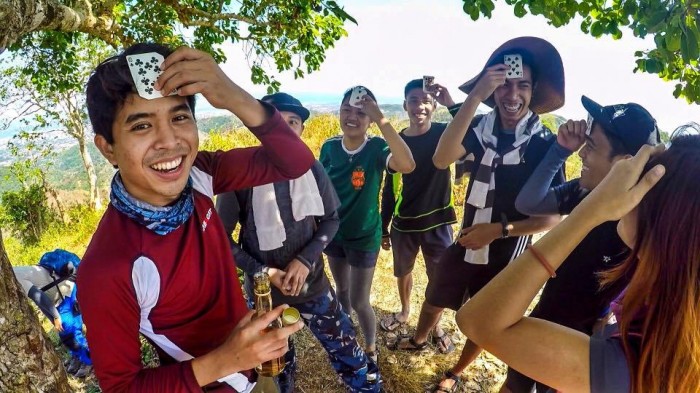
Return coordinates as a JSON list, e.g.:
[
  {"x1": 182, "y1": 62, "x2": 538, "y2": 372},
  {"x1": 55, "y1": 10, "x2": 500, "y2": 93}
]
[
  {"x1": 379, "y1": 312, "x2": 405, "y2": 332},
  {"x1": 432, "y1": 370, "x2": 461, "y2": 393},
  {"x1": 388, "y1": 335, "x2": 429, "y2": 351},
  {"x1": 432, "y1": 331, "x2": 456, "y2": 354}
]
